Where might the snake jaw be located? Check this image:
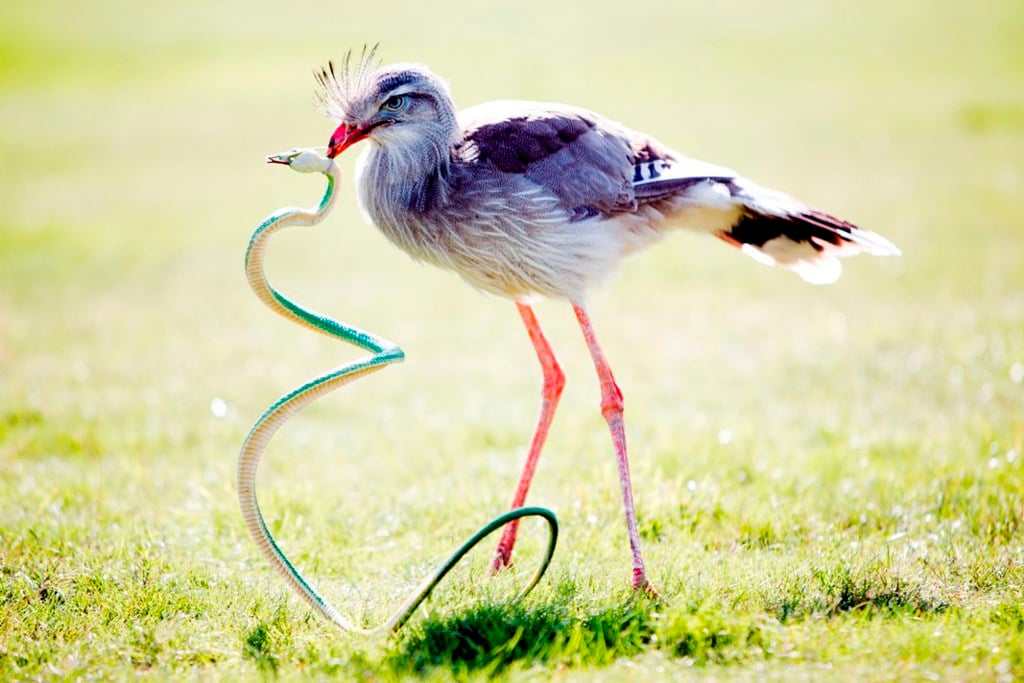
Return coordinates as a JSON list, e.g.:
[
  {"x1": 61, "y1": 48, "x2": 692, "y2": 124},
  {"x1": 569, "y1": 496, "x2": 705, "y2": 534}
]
[{"x1": 266, "y1": 149, "x2": 303, "y2": 165}]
